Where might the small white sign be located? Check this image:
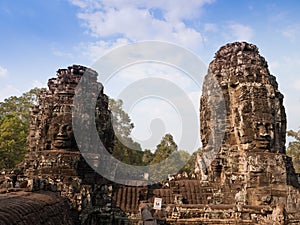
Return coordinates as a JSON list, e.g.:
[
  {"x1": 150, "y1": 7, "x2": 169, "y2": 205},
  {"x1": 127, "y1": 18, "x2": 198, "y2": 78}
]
[
  {"x1": 153, "y1": 197, "x2": 162, "y2": 210},
  {"x1": 144, "y1": 173, "x2": 149, "y2": 180}
]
